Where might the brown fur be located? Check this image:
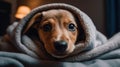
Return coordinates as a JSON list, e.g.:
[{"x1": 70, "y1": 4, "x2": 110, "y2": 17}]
[{"x1": 25, "y1": 9, "x2": 78, "y2": 58}]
